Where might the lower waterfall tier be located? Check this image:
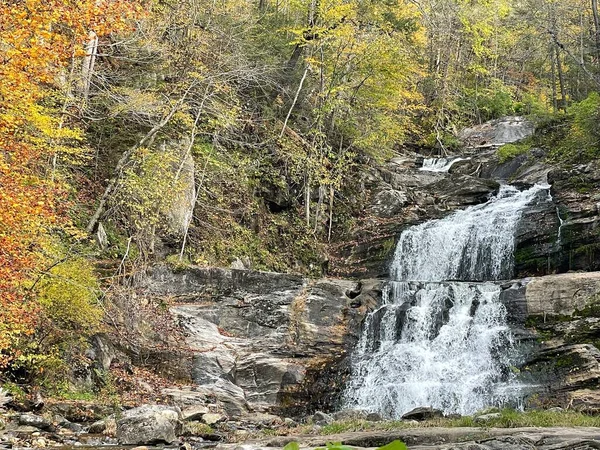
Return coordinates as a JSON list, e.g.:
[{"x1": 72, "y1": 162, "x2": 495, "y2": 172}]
[{"x1": 343, "y1": 281, "x2": 526, "y2": 417}]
